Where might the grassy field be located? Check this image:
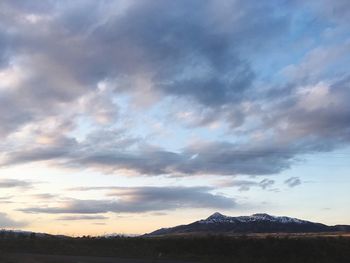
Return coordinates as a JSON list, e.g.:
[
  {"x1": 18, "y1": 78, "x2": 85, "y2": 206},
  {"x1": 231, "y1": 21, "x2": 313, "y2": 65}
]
[
  {"x1": 0, "y1": 253, "x2": 193, "y2": 263},
  {"x1": 1, "y1": 233, "x2": 350, "y2": 263}
]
